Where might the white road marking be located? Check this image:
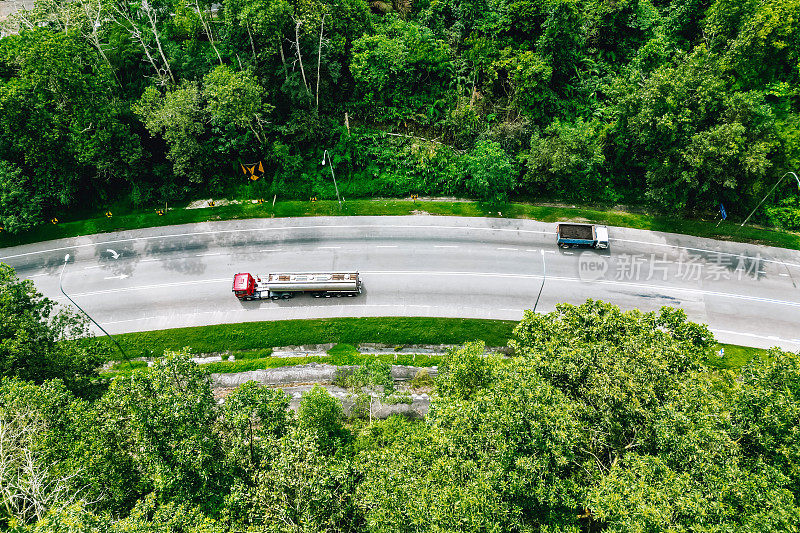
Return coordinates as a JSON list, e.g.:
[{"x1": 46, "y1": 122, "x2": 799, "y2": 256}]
[
  {"x1": 105, "y1": 316, "x2": 158, "y2": 325},
  {"x1": 27, "y1": 273, "x2": 47, "y2": 278},
  {"x1": 359, "y1": 270, "x2": 800, "y2": 308},
  {"x1": 612, "y1": 237, "x2": 800, "y2": 269},
  {"x1": 317, "y1": 246, "x2": 341, "y2": 249},
  {"x1": 196, "y1": 252, "x2": 223, "y2": 257},
  {"x1": 563, "y1": 251, "x2": 574, "y2": 255},
  {"x1": 0, "y1": 223, "x2": 552, "y2": 260},
  {"x1": 780, "y1": 273, "x2": 790, "y2": 277},
  {"x1": 96, "y1": 305, "x2": 517, "y2": 327},
  {"x1": 71, "y1": 278, "x2": 230, "y2": 297},
  {"x1": 103, "y1": 274, "x2": 129, "y2": 280},
  {"x1": 376, "y1": 245, "x2": 398, "y2": 248},
  {"x1": 434, "y1": 245, "x2": 458, "y2": 248},
  {"x1": 259, "y1": 249, "x2": 282, "y2": 252},
  {"x1": 526, "y1": 249, "x2": 538, "y2": 252},
  {"x1": 67, "y1": 270, "x2": 800, "y2": 308},
  {"x1": 140, "y1": 258, "x2": 161, "y2": 262},
  {"x1": 497, "y1": 247, "x2": 517, "y2": 251},
  {"x1": 5, "y1": 221, "x2": 800, "y2": 270},
  {"x1": 83, "y1": 265, "x2": 102, "y2": 270},
  {"x1": 712, "y1": 329, "x2": 800, "y2": 346}
]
